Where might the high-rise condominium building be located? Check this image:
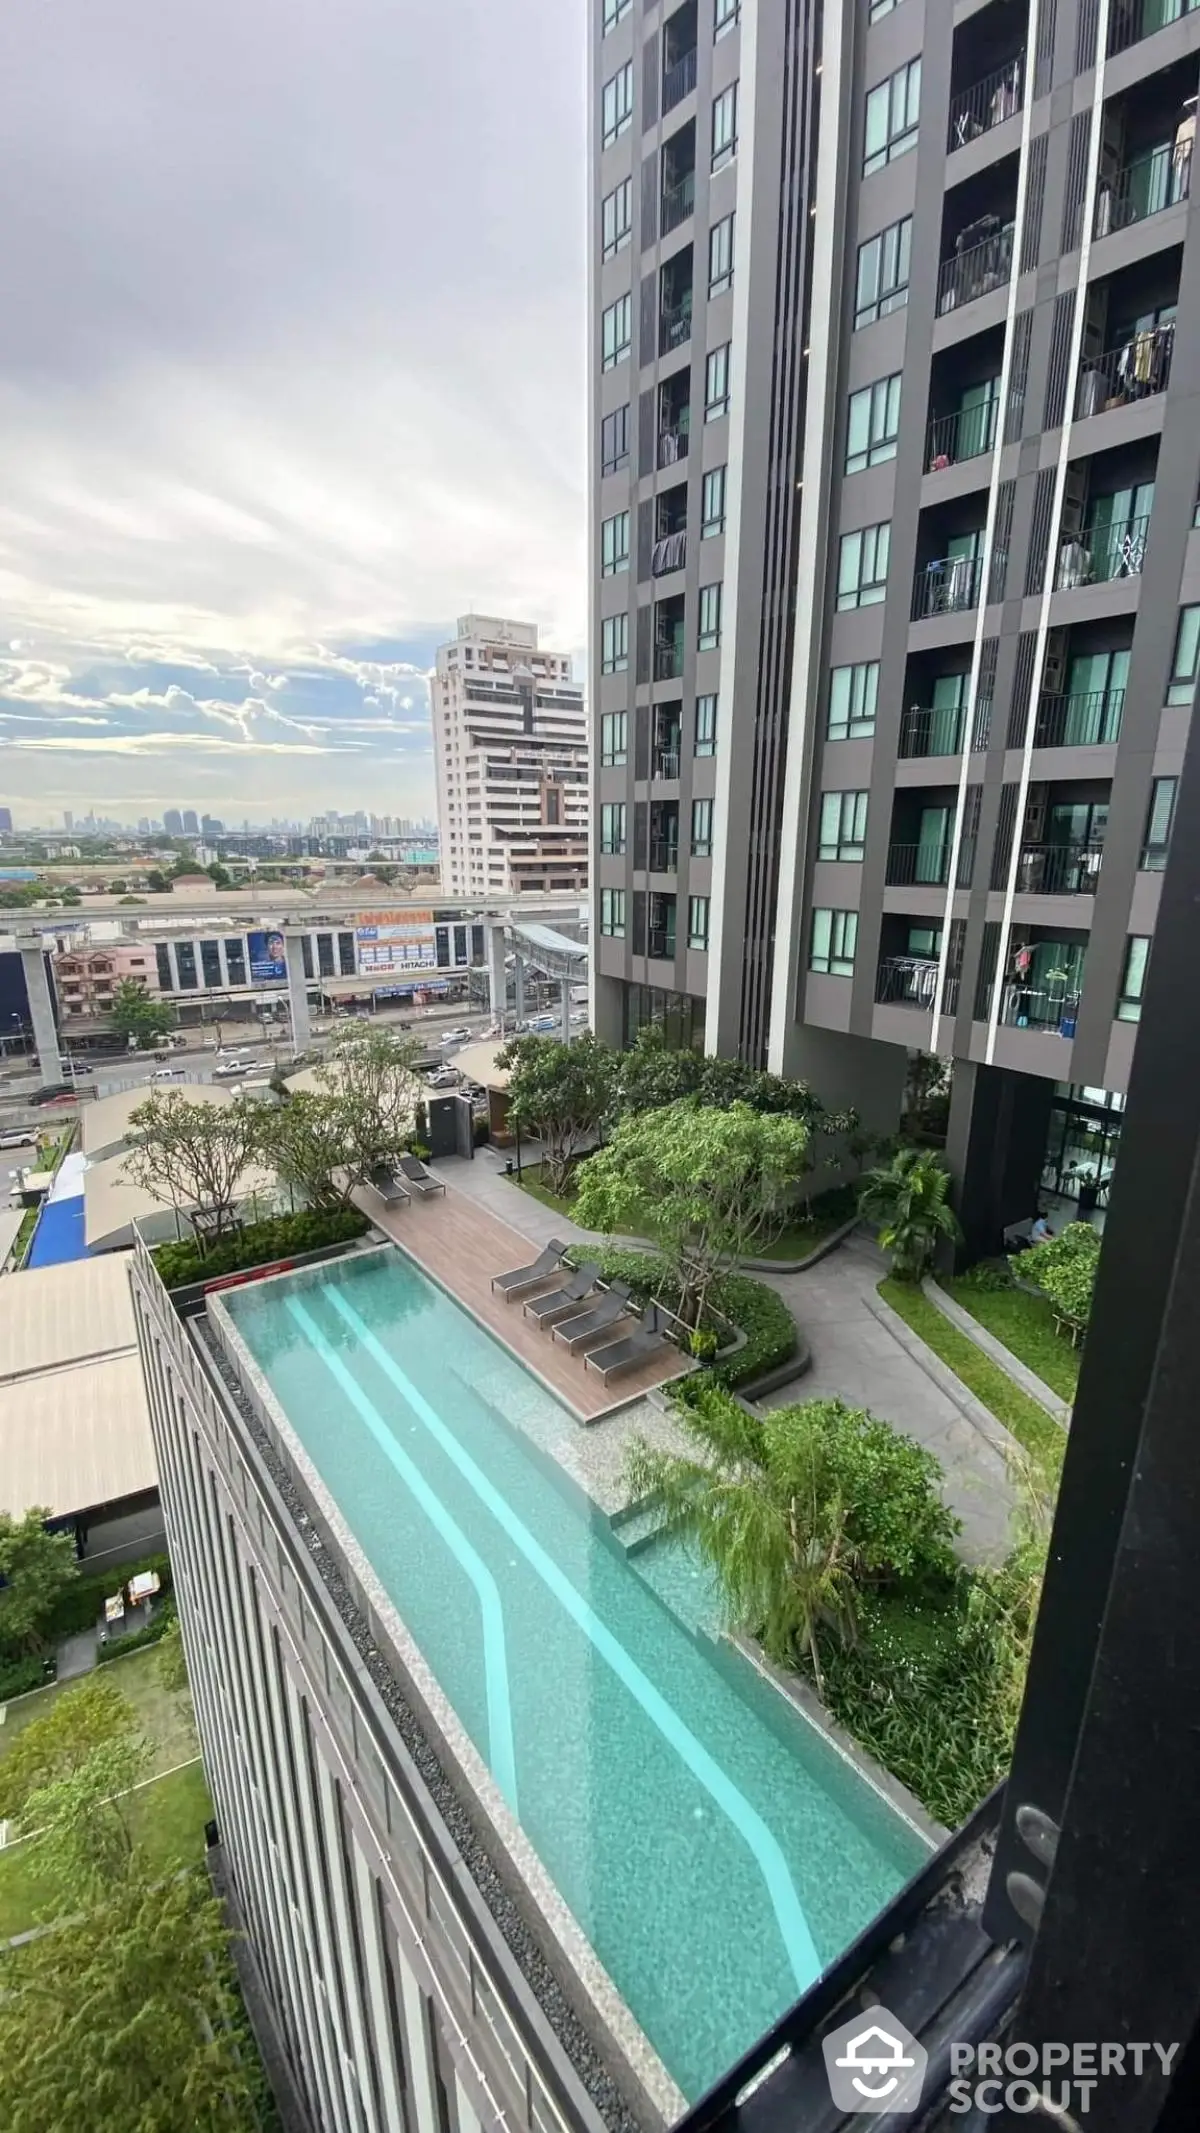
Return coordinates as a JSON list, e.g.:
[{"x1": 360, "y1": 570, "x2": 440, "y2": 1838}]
[
  {"x1": 432, "y1": 616, "x2": 589, "y2": 897},
  {"x1": 590, "y1": 0, "x2": 1200, "y2": 1252},
  {"x1": 0, "y1": 806, "x2": 12, "y2": 836},
  {"x1": 163, "y1": 808, "x2": 184, "y2": 837},
  {"x1": 182, "y1": 808, "x2": 200, "y2": 836}
]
